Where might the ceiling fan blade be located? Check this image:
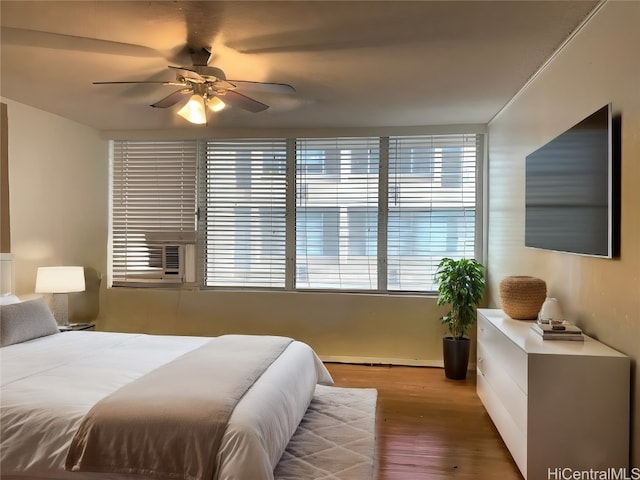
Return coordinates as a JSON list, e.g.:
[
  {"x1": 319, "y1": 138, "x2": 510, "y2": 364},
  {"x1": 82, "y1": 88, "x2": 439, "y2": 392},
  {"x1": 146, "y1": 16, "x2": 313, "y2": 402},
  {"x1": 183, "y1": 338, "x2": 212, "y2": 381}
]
[
  {"x1": 150, "y1": 89, "x2": 192, "y2": 108},
  {"x1": 226, "y1": 5, "x2": 436, "y2": 56},
  {"x1": 168, "y1": 66, "x2": 205, "y2": 83},
  {"x1": 227, "y1": 27, "x2": 364, "y2": 54},
  {"x1": 1, "y1": 26, "x2": 161, "y2": 57},
  {"x1": 214, "y1": 79, "x2": 237, "y2": 91},
  {"x1": 222, "y1": 91, "x2": 269, "y2": 113},
  {"x1": 226, "y1": 80, "x2": 296, "y2": 95},
  {"x1": 93, "y1": 81, "x2": 186, "y2": 86},
  {"x1": 194, "y1": 65, "x2": 227, "y2": 80}
]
